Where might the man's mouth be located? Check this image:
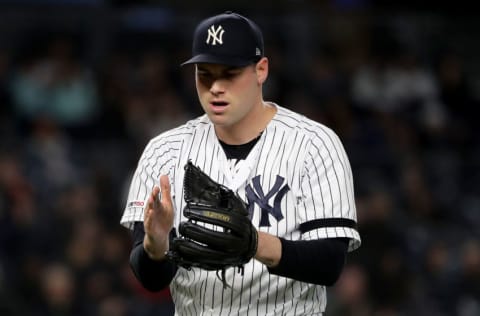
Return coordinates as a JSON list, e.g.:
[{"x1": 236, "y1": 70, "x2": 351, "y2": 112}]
[{"x1": 211, "y1": 101, "x2": 228, "y2": 107}]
